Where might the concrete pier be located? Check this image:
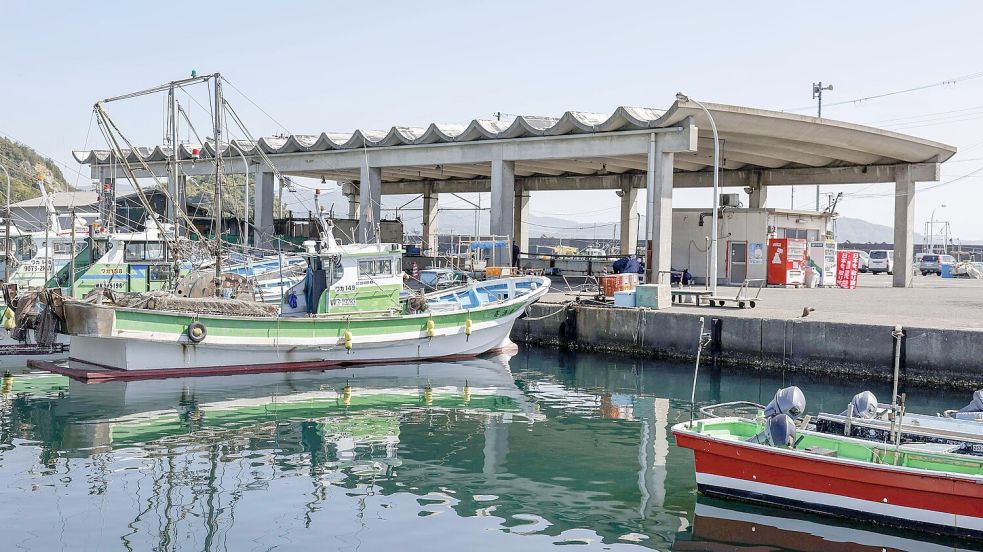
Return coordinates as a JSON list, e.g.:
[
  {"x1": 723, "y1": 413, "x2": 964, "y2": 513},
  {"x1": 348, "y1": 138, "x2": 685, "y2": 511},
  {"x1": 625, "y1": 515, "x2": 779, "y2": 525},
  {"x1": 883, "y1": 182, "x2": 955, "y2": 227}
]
[{"x1": 513, "y1": 277, "x2": 983, "y2": 388}]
